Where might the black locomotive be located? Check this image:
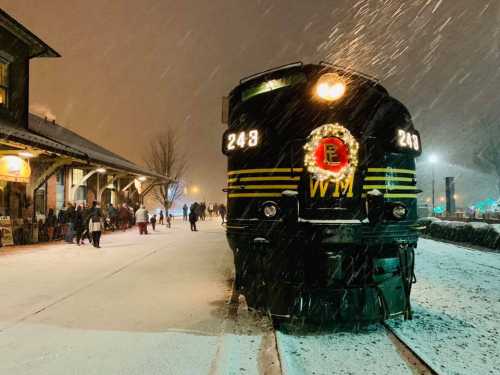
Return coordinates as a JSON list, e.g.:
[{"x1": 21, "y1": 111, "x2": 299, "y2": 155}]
[{"x1": 221, "y1": 62, "x2": 421, "y2": 324}]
